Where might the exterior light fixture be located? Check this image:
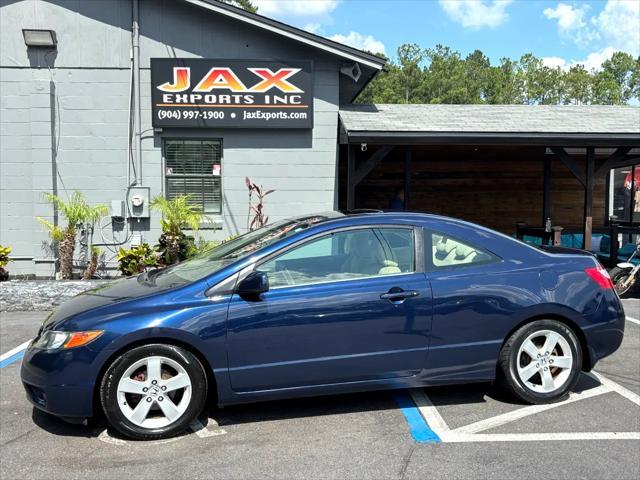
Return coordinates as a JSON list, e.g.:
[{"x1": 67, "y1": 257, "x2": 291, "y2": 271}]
[{"x1": 22, "y1": 29, "x2": 57, "y2": 48}]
